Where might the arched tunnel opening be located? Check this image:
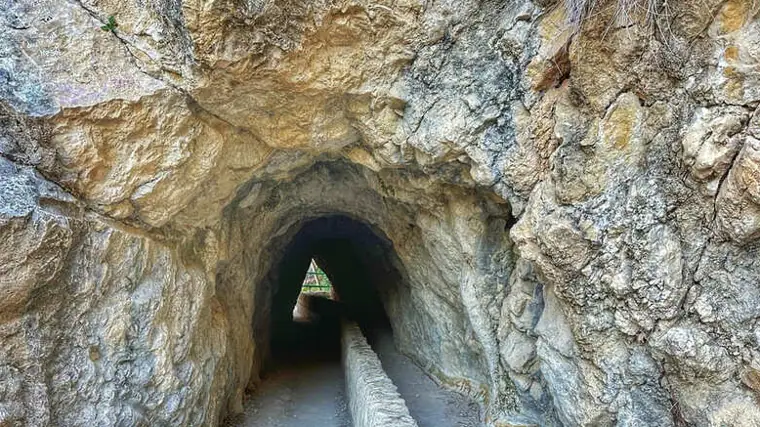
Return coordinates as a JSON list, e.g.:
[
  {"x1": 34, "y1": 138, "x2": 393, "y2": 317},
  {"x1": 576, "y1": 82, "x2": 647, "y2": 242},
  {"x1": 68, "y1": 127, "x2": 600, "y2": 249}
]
[
  {"x1": 218, "y1": 161, "x2": 501, "y2": 427},
  {"x1": 229, "y1": 213, "x2": 482, "y2": 427},
  {"x1": 227, "y1": 215, "x2": 404, "y2": 426}
]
